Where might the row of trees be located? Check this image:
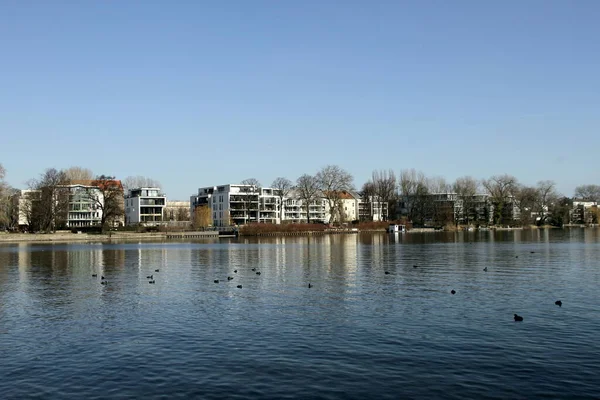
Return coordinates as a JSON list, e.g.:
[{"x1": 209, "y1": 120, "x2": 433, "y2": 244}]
[
  {"x1": 237, "y1": 167, "x2": 599, "y2": 227},
  {"x1": 0, "y1": 164, "x2": 164, "y2": 232},
  {"x1": 2, "y1": 162, "x2": 599, "y2": 230}
]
